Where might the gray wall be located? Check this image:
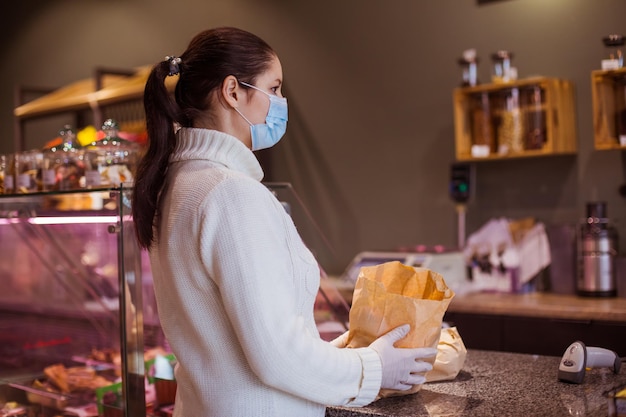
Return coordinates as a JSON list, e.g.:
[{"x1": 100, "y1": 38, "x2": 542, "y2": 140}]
[{"x1": 1, "y1": 0, "x2": 625, "y2": 274}]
